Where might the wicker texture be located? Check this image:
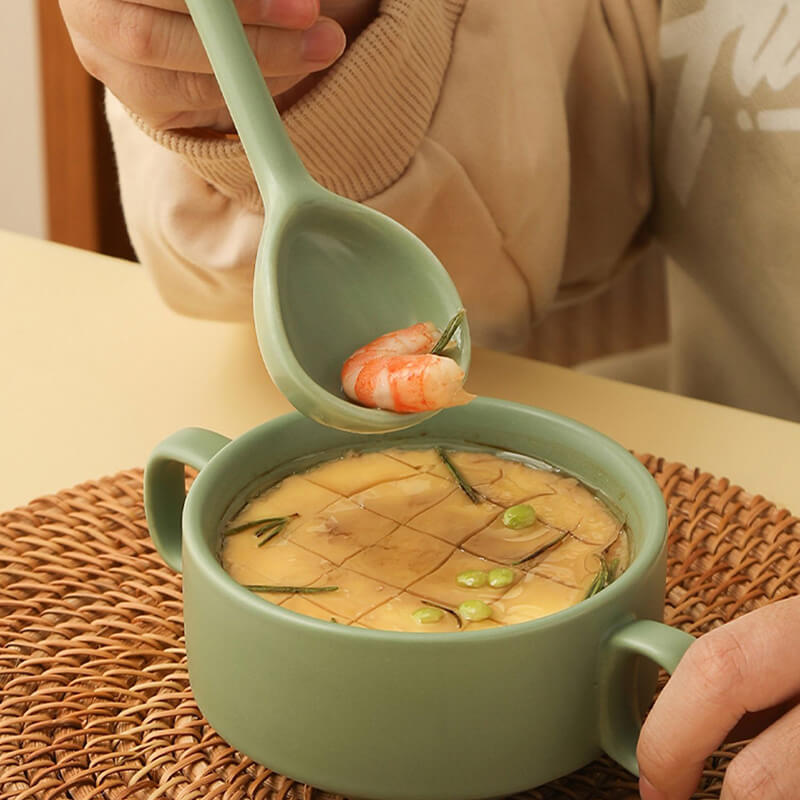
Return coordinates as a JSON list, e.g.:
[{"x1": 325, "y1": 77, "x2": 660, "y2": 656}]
[{"x1": 1, "y1": 457, "x2": 798, "y2": 800}]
